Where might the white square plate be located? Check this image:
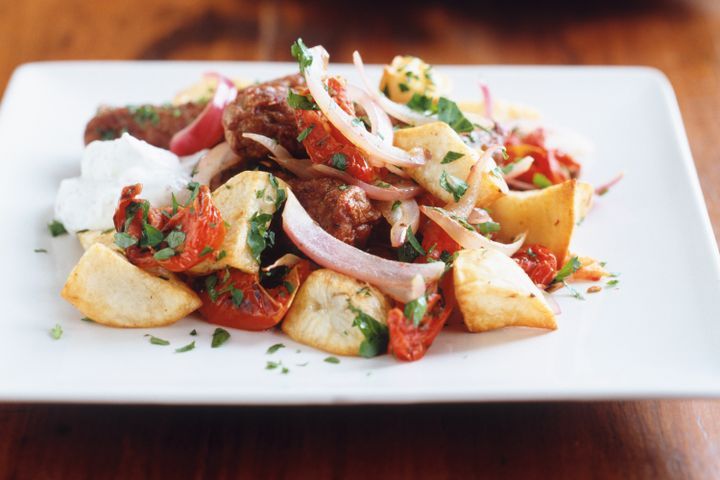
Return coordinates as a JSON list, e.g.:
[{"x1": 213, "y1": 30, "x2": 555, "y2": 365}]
[{"x1": 1, "y1": 61, "x2": 718, "y2": 405}]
